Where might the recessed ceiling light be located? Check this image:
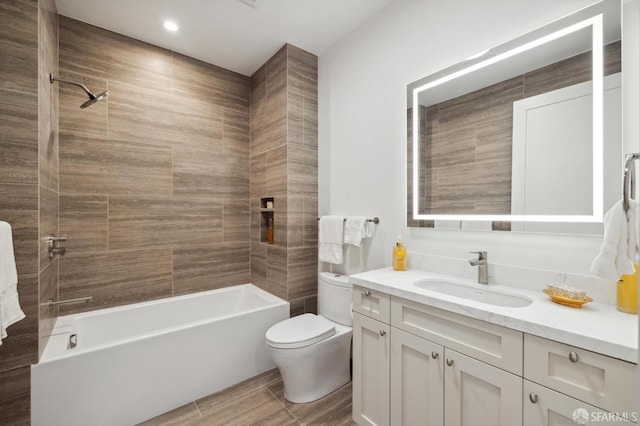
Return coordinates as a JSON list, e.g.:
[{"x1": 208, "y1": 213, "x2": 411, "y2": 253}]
[{"x1": 163, "y1": 21, "x2": 179, "y2": 32}]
